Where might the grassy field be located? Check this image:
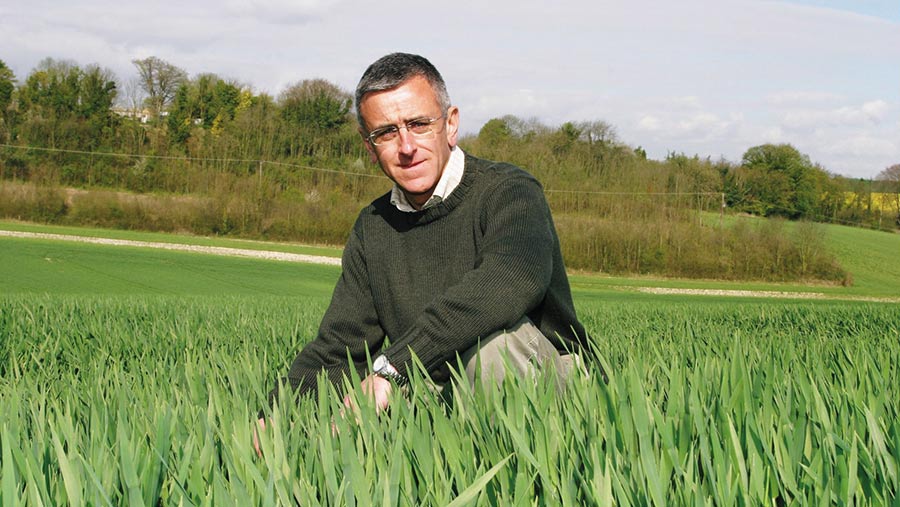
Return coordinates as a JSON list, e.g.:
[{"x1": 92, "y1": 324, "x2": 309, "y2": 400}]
[
  {"x1": 0, "y1": 236, "x2": 340, "y2": 297},
  {"x1": 4, "y1": 217, "x2": 900, "y2": 300},
  {"x1": 572, "y1": 214, "x2": 900, "y2": 300},
  {"x1": 1, "y1": 221, "x2": 899, "y2": 504},
  {"x1": 826, "y1": 222, "x2": 900, "y2": 297}
]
